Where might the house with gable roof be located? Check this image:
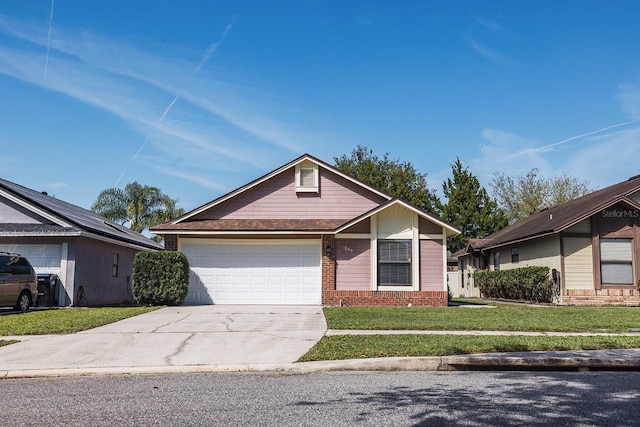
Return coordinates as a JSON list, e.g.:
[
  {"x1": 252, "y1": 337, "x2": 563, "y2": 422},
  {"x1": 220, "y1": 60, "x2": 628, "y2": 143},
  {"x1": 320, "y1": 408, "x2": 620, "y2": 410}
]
[
  {"x1": 151, "y1": 154, "x2": 460, "y2": 306},
  {"x1": 457, "y1": 174, "x2": 640, "y2": 305},
  {"x1": 0, "y1": 178, "x2": 163, "y2": 306}
]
